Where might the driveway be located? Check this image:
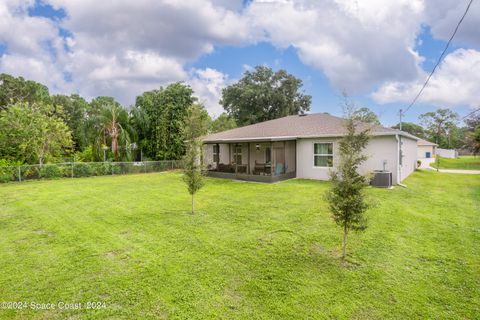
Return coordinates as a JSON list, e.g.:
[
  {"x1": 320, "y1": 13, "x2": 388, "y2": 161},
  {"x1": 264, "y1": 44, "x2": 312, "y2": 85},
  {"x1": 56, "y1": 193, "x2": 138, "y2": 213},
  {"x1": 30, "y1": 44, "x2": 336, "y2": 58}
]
[
  {"x1": 419, "y1": 157, "x2": 480, "y2": 174},
  {"x1": 419, "y1": 157, "x2": 435, "y2": 169}
]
